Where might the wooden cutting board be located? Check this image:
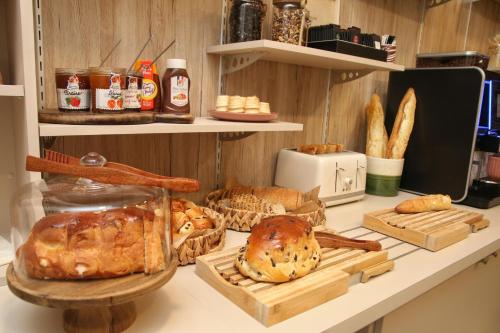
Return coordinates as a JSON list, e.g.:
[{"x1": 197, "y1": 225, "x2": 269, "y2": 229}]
[
  {"x1": 196, "y1": 245, "x2": 393, "y2": 327},
  {"x1": 363, "y1": 208, "x2": 489, "y2": 251}
]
